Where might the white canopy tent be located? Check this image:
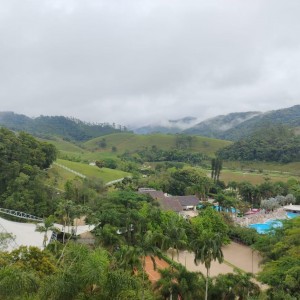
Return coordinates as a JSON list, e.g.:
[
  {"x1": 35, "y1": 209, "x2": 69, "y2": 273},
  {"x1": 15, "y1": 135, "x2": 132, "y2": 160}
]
[
  {"x1": 283, "y1": 204, "x2": 300, "y2": 212},
  {"x1": 0, "y1": 216, "x2": 95, "y2": 252}
]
